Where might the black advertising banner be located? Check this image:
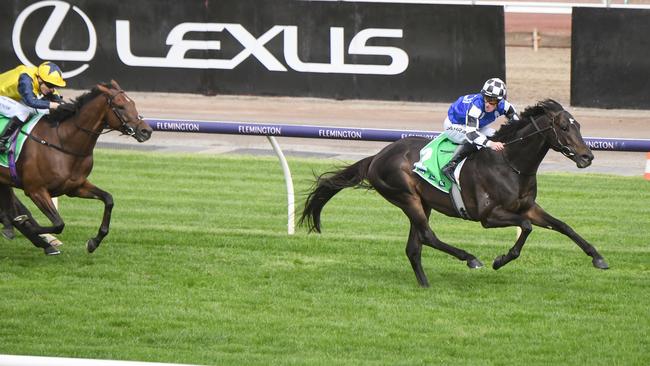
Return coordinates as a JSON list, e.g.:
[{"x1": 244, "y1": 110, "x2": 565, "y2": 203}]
[
  {"x1": 0, "y1": 0, "x2": 505, "y2": 102},
  {"x1": 572, "y1": 7, "x2": 650, "y2": 109}
]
